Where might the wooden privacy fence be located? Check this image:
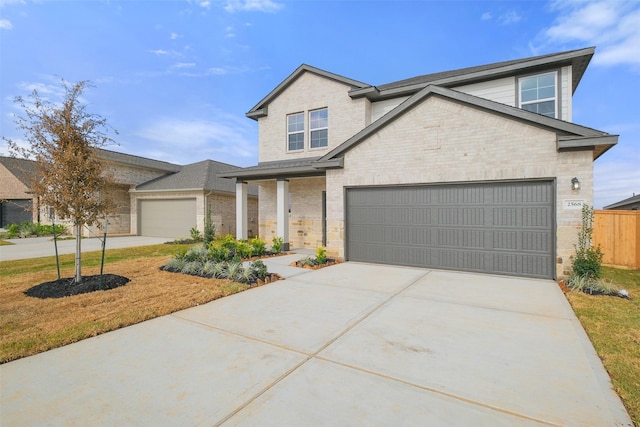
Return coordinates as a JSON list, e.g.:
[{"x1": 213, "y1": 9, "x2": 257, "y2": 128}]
[{"x1": 593, "y1": 210, "x2": 640, "y2": 269}]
